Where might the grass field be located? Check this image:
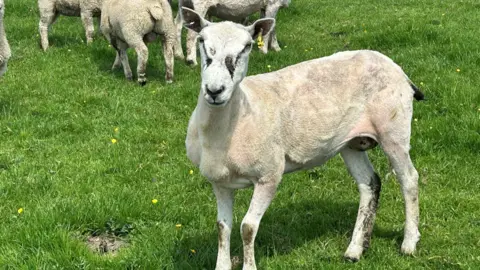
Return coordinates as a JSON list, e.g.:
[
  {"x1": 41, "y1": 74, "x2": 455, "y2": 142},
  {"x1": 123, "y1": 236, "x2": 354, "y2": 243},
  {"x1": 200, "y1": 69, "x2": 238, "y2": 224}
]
[{"x1": 1, "y1": 0, "x2": 479, "y2": 268}]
